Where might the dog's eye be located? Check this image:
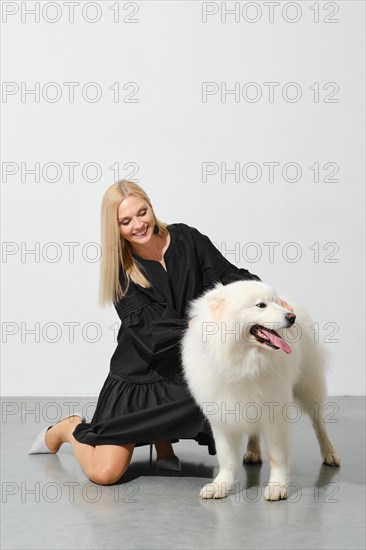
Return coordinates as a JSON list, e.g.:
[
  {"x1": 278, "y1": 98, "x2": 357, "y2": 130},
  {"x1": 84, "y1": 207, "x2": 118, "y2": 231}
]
[{"x1": 256, "y1": 303, "x2": 266, "y2": 308}]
